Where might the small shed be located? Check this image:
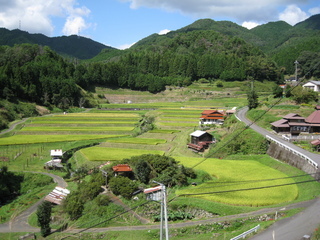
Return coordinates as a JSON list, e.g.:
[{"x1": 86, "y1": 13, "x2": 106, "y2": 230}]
[
  {"x1": 50, "y1": 149, "x2": 63, "y2": 159},
  {"x1": 144, "y1": 185, "x2": 162, "y2": 201},
  {"x1": 187, "y1": 130, "x2": 214, "y2": 152},
  {"x1": 311, "y1": 139, "x2": 320, "y2": 152}
]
